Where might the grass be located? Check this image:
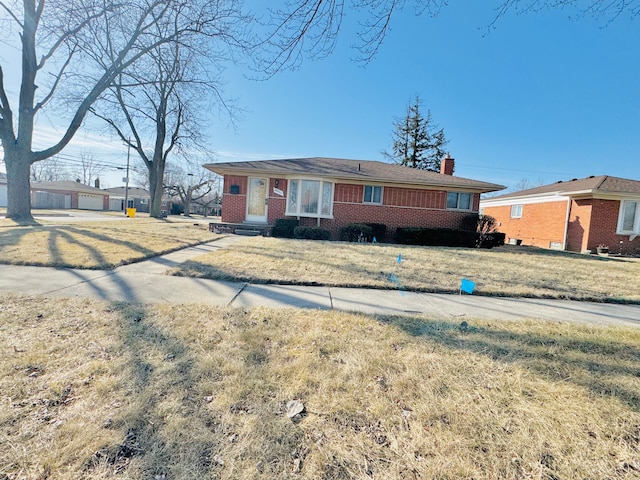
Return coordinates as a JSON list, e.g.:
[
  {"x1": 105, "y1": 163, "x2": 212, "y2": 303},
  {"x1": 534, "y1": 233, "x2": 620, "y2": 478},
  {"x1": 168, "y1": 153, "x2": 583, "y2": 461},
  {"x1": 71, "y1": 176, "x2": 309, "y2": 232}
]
[
  {"x1": 0, "y1": 217, "x2": 217, "y2": 268},
  {"x1": 1, "y1": 294, "x2": 639, "y2": 479},
  {"x1": 172, "y1": 236, "x2": 640, "y2": 303}
]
